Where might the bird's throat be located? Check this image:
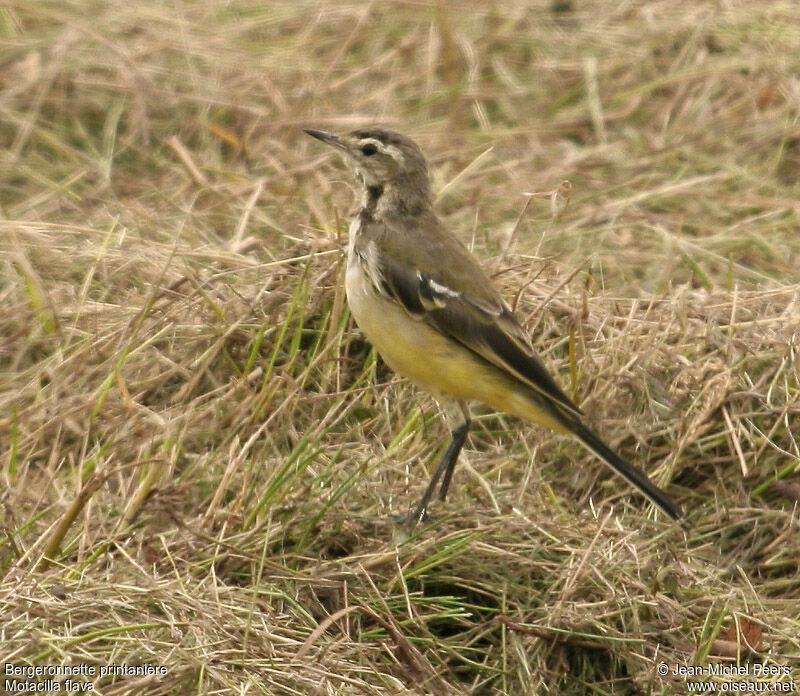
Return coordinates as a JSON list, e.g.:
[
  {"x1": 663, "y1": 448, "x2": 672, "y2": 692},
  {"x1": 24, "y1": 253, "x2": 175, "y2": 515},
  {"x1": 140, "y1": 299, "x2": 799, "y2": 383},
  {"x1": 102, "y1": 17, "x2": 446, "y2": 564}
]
[
  {"x1": 366, "y1": 185, "x2": 384, "y2": 209},
  {"x1": 361, "y1": 180, "x2": 431, "y2": 220}
]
